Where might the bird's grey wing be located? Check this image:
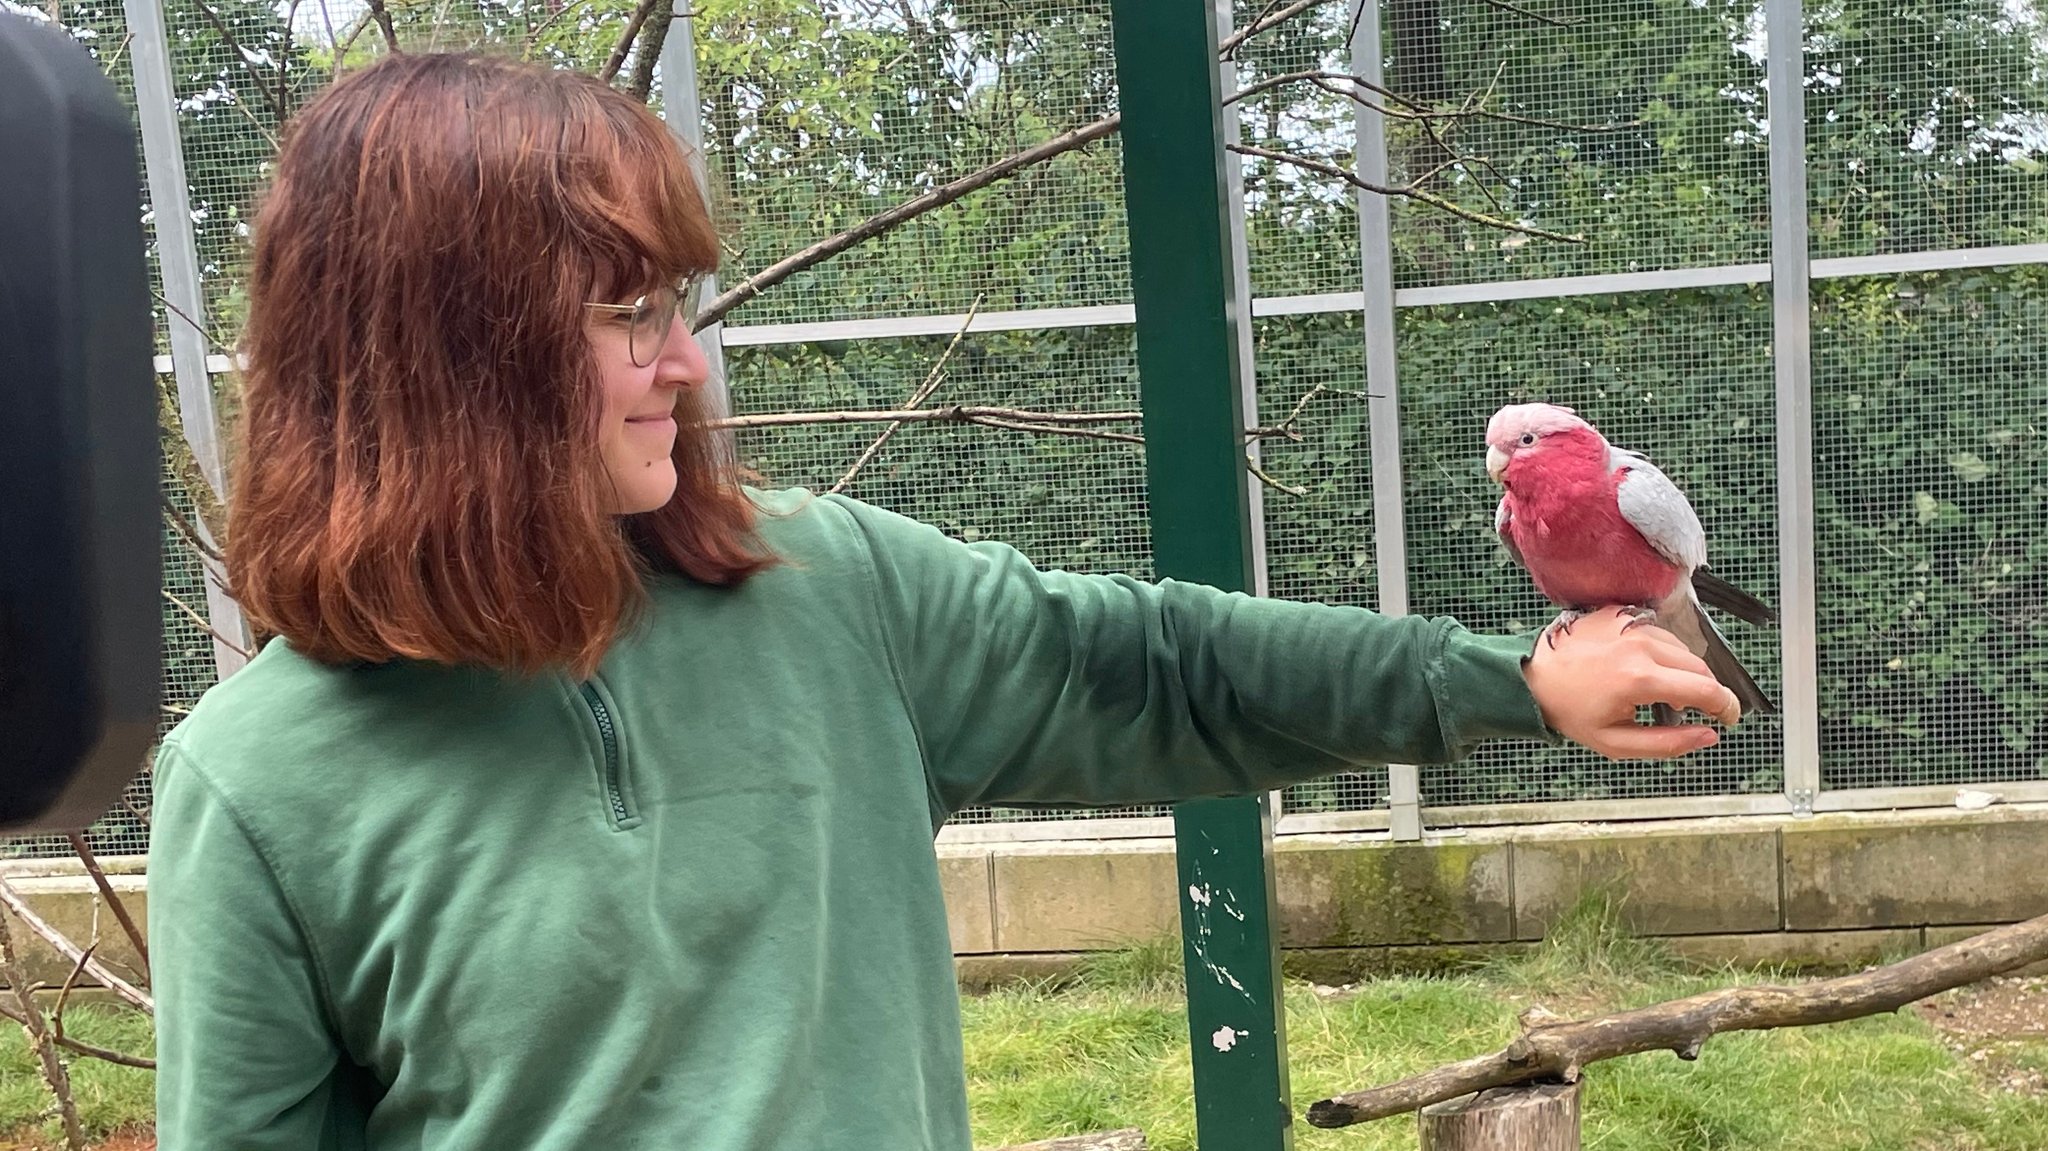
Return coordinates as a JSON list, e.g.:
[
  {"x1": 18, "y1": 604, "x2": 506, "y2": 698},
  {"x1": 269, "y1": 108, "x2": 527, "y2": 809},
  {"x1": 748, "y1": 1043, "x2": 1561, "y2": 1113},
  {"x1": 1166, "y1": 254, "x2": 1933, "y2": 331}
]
[
  {"x1": 1495, "y1": 494, "x2": 1528, "y2": 569},
  {"x1": 1610, "y1": 445, "x2": 1707, "y2": 573}
]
